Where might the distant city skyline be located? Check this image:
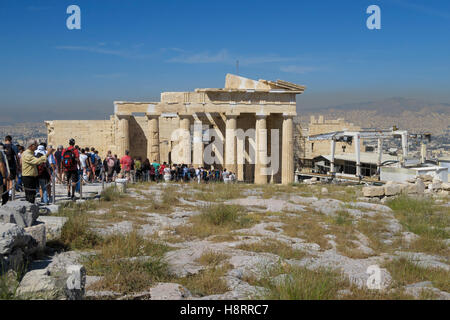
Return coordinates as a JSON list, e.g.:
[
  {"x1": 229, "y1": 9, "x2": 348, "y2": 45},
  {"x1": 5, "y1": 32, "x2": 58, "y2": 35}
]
[{"x1": 1, "y1": 0, "x2": 450, "y2": 122}]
